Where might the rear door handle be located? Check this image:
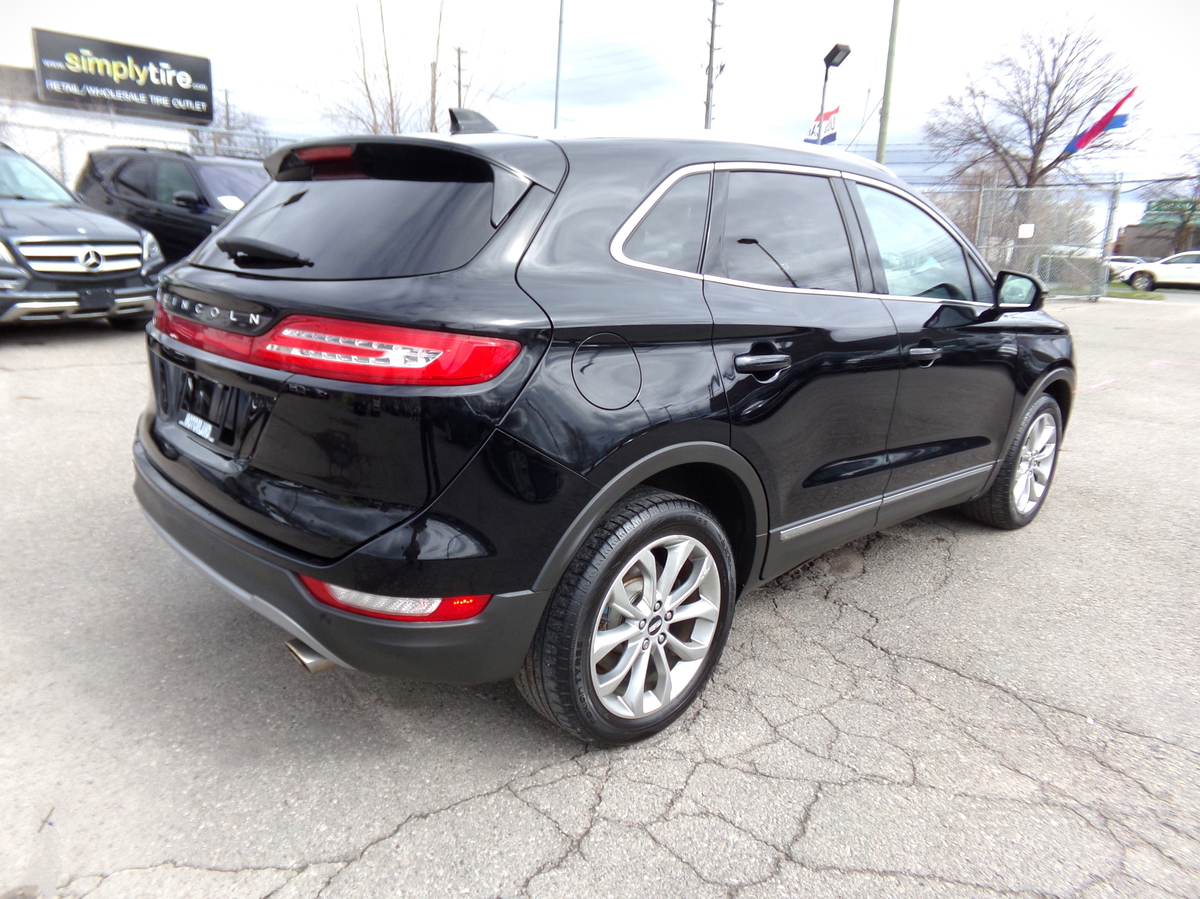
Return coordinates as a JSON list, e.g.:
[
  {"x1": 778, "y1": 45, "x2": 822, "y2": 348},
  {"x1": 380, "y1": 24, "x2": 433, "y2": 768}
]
[{"x1": 734, "y1": 353, "x2": 791, "y2": 374}]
